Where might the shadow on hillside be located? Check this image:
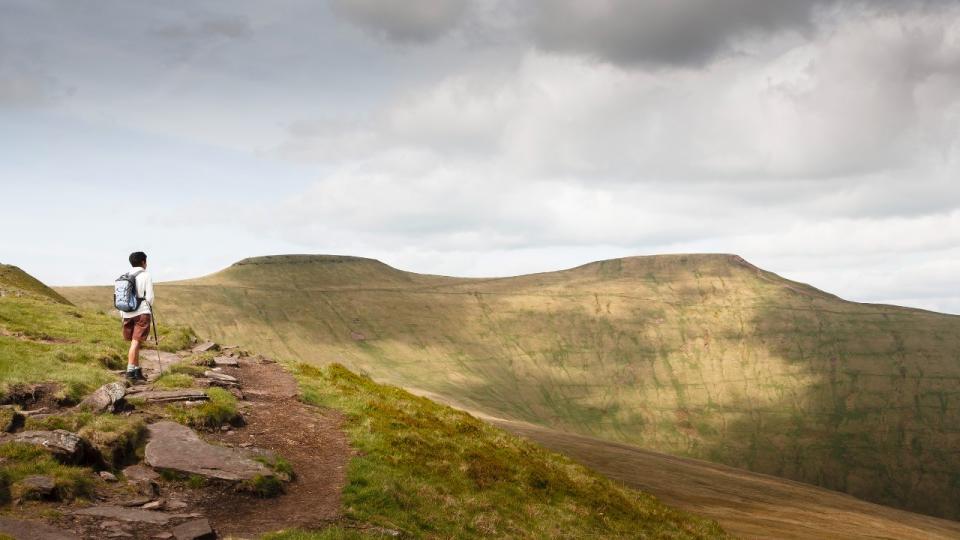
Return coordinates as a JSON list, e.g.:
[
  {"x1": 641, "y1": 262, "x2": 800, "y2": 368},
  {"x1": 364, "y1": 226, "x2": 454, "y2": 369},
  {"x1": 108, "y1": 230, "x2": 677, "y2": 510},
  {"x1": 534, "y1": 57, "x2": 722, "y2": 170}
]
[{"x1": 708, "y1": 296, "x2": 960, "y2": 521}]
